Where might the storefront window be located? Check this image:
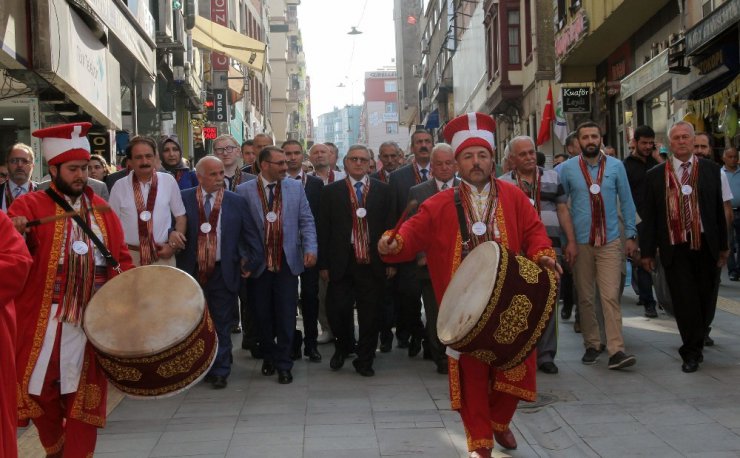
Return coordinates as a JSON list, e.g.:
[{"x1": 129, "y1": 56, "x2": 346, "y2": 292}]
[{"x1": 644, "y1": 90, "x2": 671, "y2": 139}]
